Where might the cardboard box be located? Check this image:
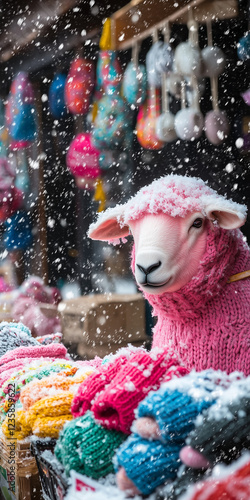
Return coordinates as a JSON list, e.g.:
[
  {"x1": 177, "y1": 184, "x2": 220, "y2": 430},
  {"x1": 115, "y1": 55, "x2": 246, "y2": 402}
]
[
  {"x1": 58, "y1": 293, "x2": 148, "y2": 348},
  {"x1": 0, "y1": 433, "x2": 41, "y2": 500}
]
